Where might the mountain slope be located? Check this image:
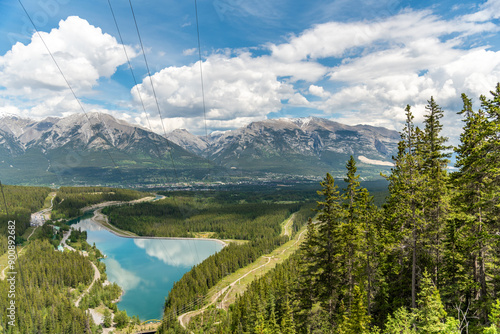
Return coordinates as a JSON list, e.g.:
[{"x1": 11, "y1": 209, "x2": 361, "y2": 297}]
[
  {"x1": 0, "y1": 113, "x2": 212, "y2": 185},
  {"x1": 169, "y1": 117, "x2": 399, "y2": 178},
  {"x1": 1, "y1": 114, "x2": 399, "y2": 185},
  {"x1": 165, "y1": 129, "x2": 210, "y2": 157}
]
